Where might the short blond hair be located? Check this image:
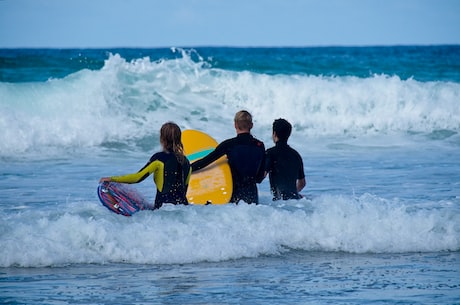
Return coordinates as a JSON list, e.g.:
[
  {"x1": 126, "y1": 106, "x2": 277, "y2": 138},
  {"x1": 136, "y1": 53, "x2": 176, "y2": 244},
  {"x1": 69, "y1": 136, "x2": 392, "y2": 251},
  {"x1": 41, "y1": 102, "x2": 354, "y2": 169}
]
[{"x1": 234, "y1": 110, "x2": 253, "y2": 131}]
